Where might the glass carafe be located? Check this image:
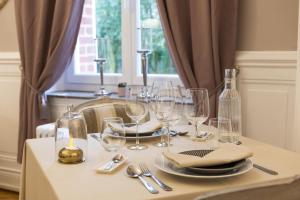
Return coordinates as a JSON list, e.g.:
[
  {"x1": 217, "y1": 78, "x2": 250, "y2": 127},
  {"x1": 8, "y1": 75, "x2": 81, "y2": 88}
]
[
  {"x1": 55, "y1": 105, "x2": 88, "y2": 164},
  {"x1": 218, "y1": 69, "x2": 242, "y2": 143}
]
